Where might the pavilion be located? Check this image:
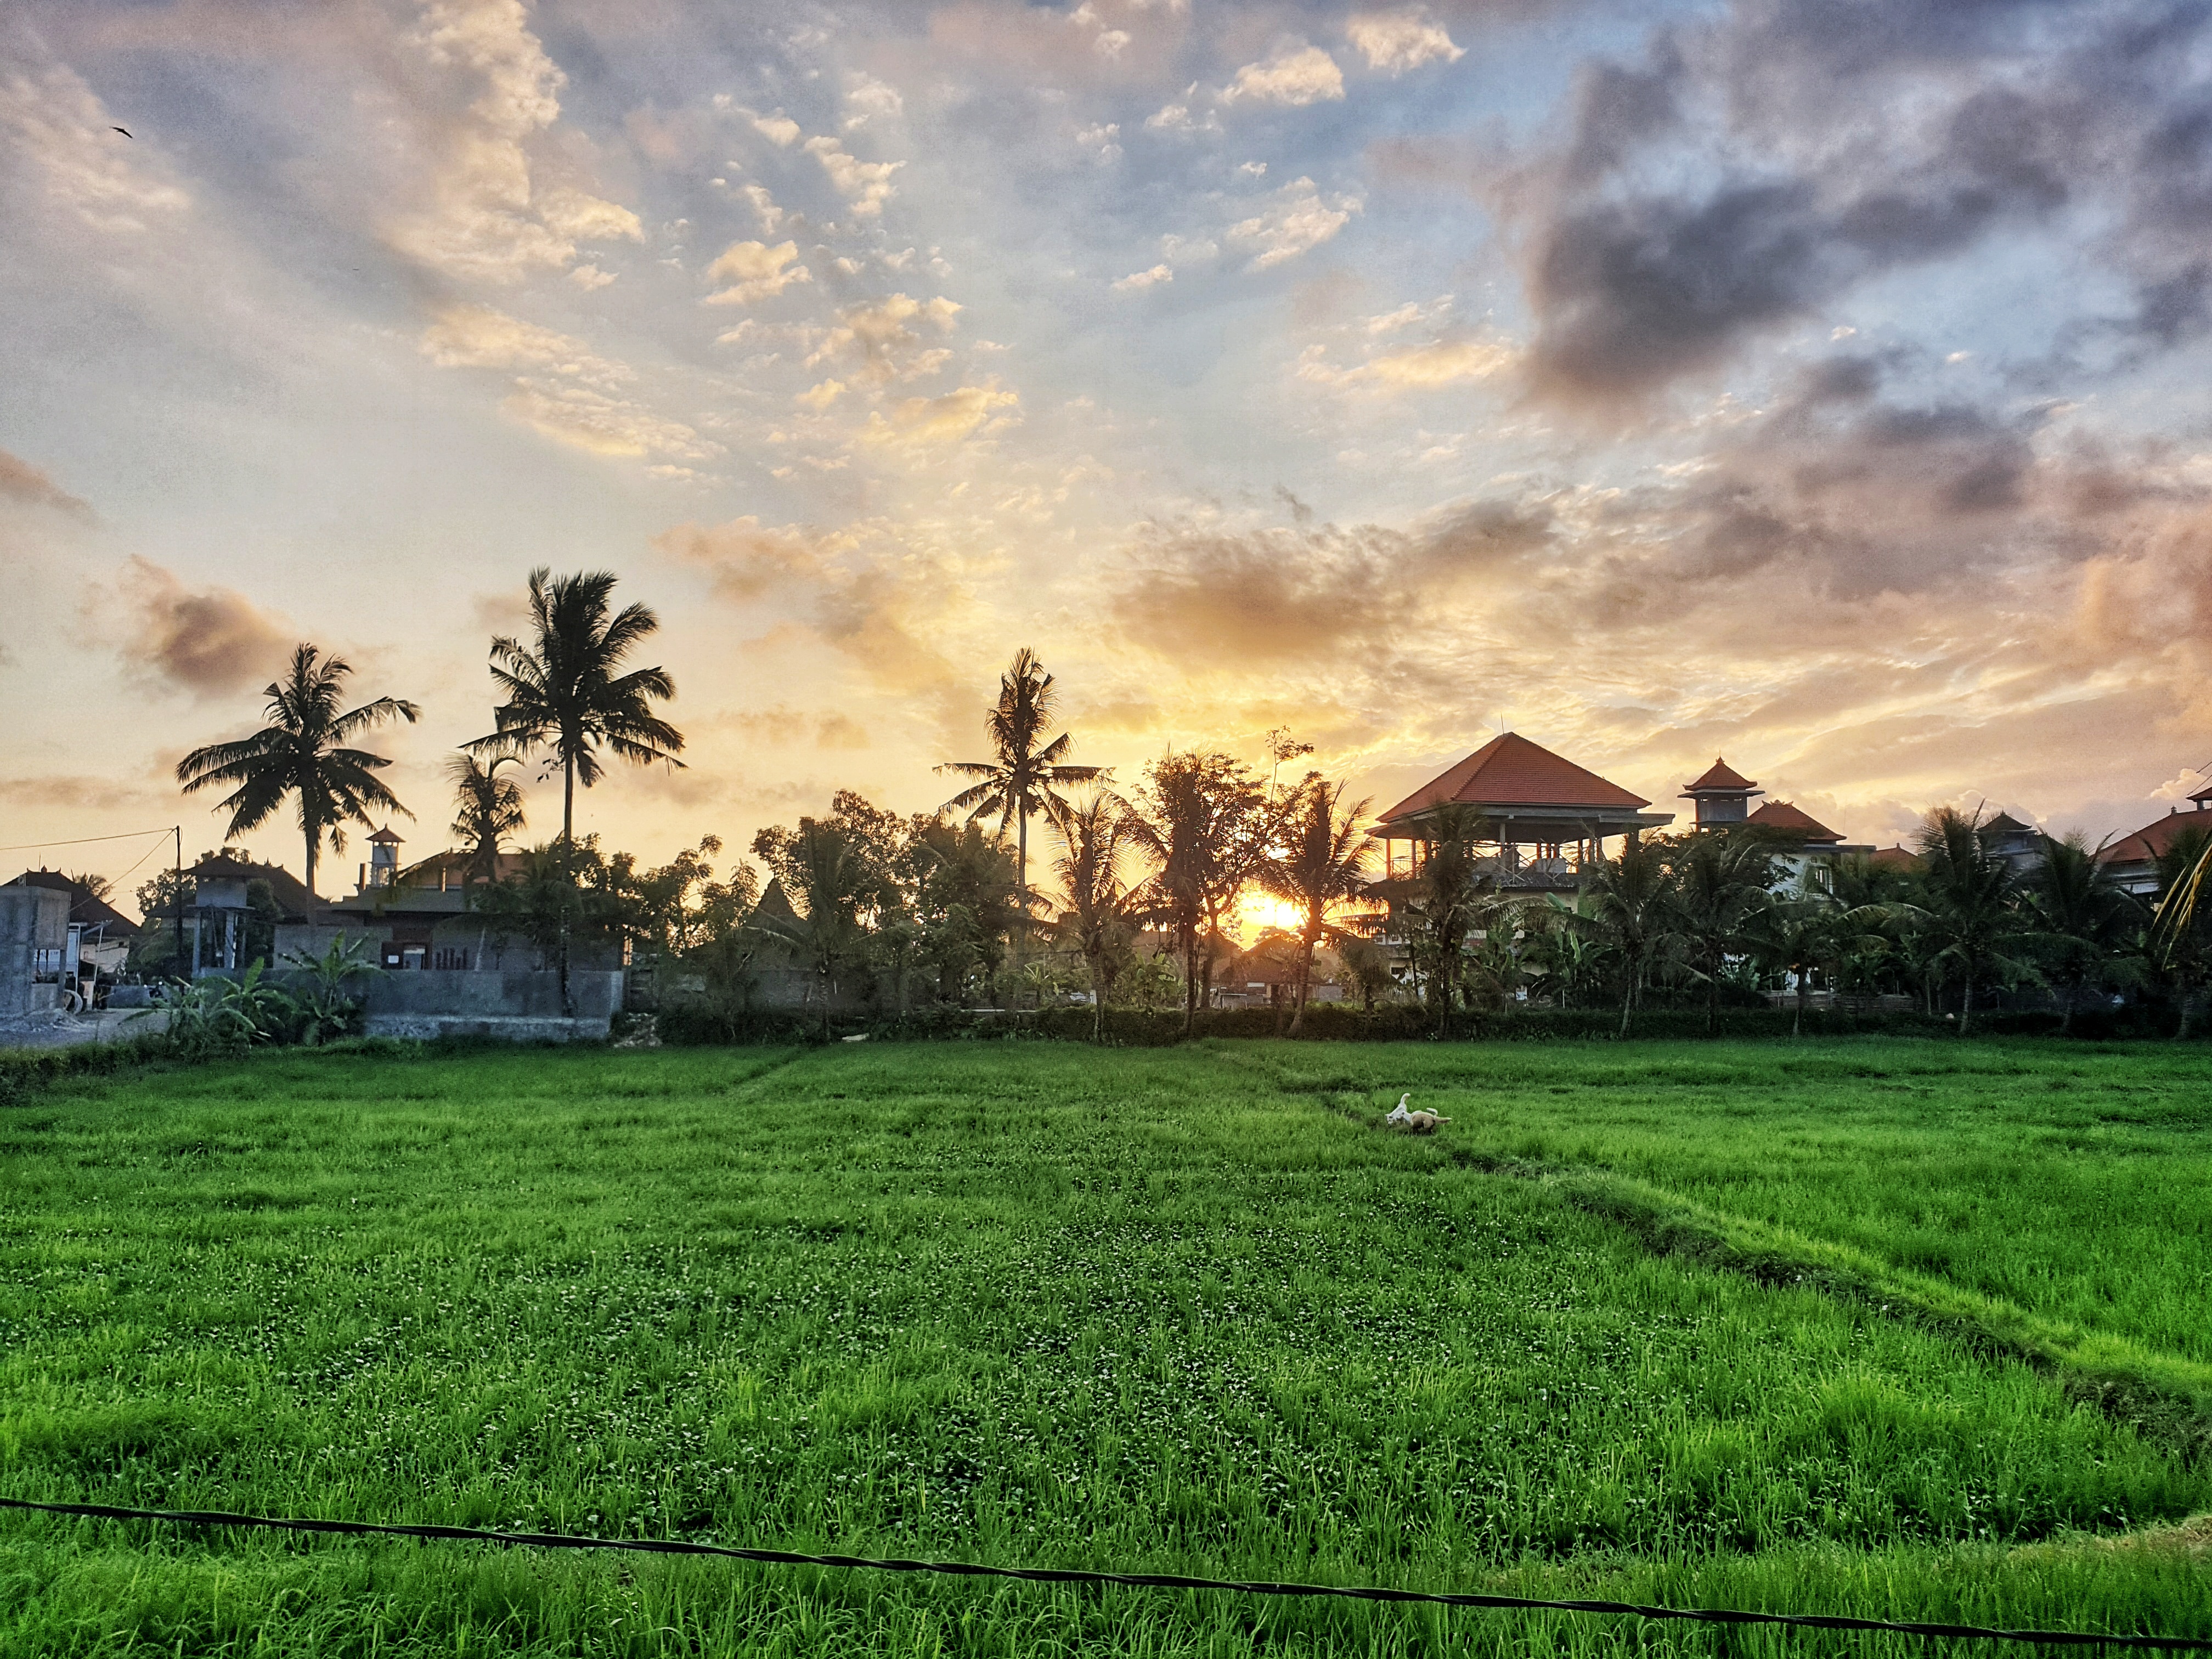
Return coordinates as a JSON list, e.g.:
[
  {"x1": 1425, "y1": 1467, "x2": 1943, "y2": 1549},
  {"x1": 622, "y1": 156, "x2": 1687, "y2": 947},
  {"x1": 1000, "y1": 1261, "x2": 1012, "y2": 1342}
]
[{"x1": 1373, "y1": 732, "x2": 1673, "y2": 892}]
